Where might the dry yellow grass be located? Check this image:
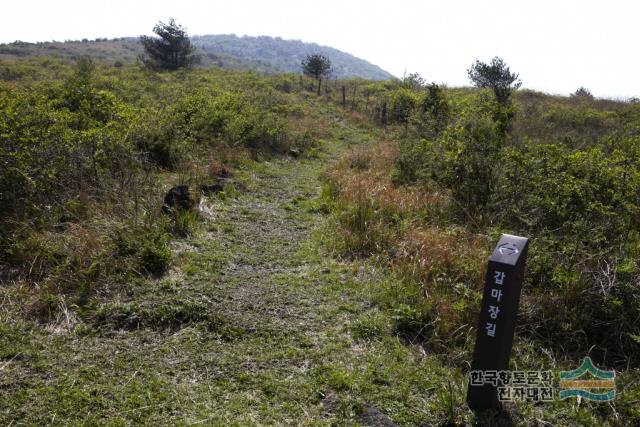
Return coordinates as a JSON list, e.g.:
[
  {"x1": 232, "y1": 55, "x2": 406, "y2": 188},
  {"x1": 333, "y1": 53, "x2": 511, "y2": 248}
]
[
  {"x1": 394, "y1": 225, "x2": 487, "y2": 288},
  {"x1": 325, "y1": 140, "x2": 491, "y2": 347}
]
